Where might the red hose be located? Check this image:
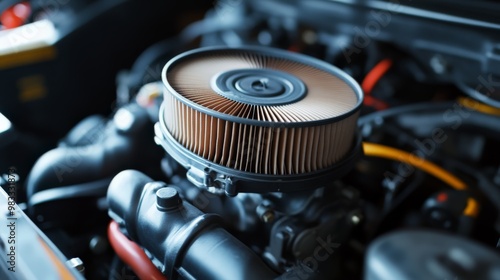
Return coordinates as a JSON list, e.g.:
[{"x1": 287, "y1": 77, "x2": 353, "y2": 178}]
[
  {"x1": 361, "y1": 59, "x2": 393, "y2": 110},
  {"x1": 362, "y1": 59, "x2": 393, "y2": 95},
  {"x1": 108, "y1": 221, "x2": 167, "y2": 280}
]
